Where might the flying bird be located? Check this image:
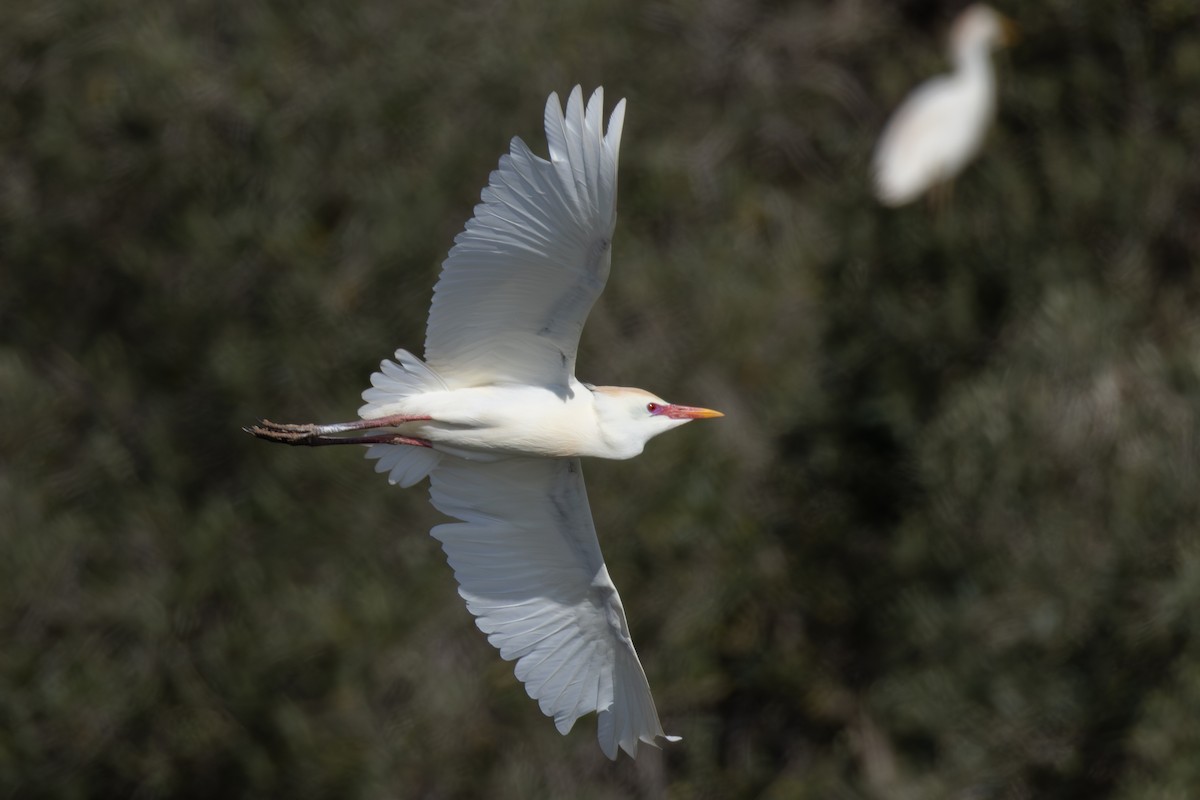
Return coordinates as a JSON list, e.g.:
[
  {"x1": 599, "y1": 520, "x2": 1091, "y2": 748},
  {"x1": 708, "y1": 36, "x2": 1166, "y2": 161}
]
[
  {"x1": 872, "y1": 4, "x2": 1017, "y2": 207},
  {"x1": 248, "y1": 87, "x2": 722, "y2": 759}
]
